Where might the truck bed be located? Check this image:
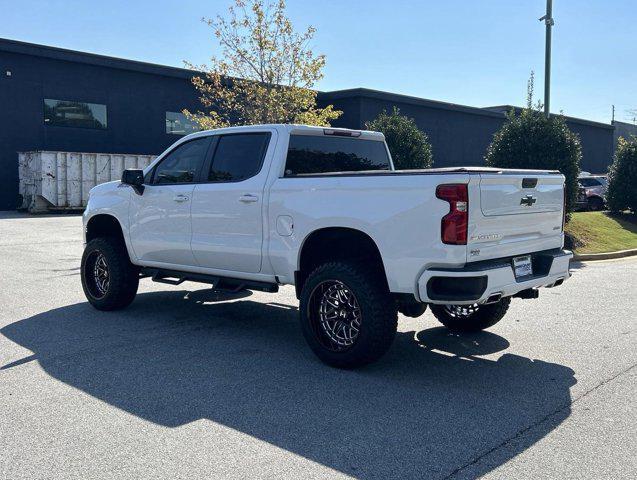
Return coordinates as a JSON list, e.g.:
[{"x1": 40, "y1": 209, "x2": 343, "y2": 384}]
[{"x1": 270, "y1": 165, "x2": 566, "y2": 293}]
